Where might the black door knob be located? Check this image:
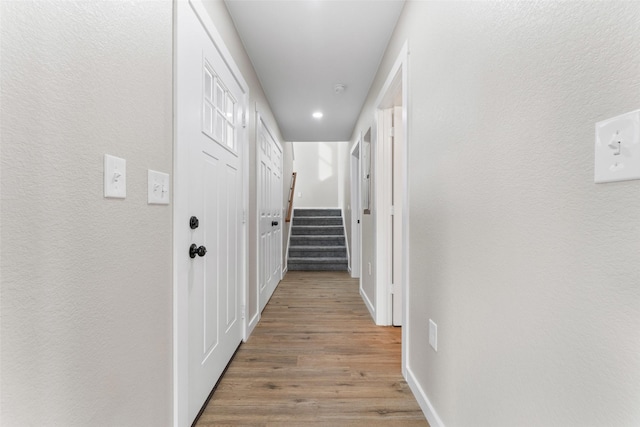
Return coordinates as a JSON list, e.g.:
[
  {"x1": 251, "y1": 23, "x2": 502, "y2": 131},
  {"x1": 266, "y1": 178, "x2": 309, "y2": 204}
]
[
  {"x1": 189, "y1": 216, "x2": 199, "y2": 230},
  {"x1": 272, "y1": 221, "x2": 279, "y2": 226},
  {"x1": 189, "y1": 243, "x2": 207, "y2": 258}
]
